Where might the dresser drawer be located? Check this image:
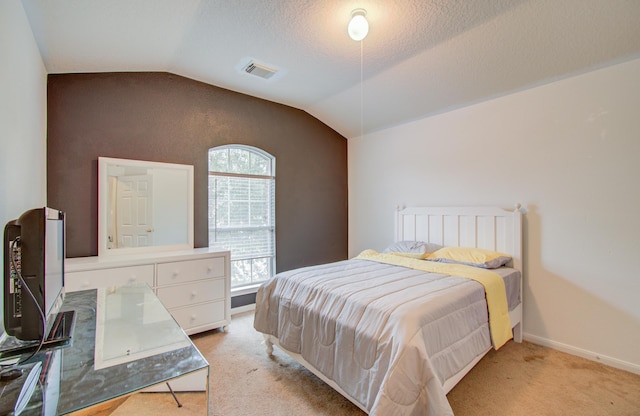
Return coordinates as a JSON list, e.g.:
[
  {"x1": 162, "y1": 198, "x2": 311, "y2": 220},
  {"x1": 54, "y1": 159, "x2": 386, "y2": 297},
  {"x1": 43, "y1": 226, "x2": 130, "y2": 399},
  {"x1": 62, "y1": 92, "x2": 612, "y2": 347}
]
[
  {"x1": 157, "y1": 257, "x2": 226, "y2": 286},
  {"x1": 170, "y1": 301, "x2": 226, "y2": 333},
  {"x1": 65, "y1": 265, "x2": 155, "y2": 292},
  {"x1": 156, "y1": 278, "x2": 225, "y2": 309}
]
